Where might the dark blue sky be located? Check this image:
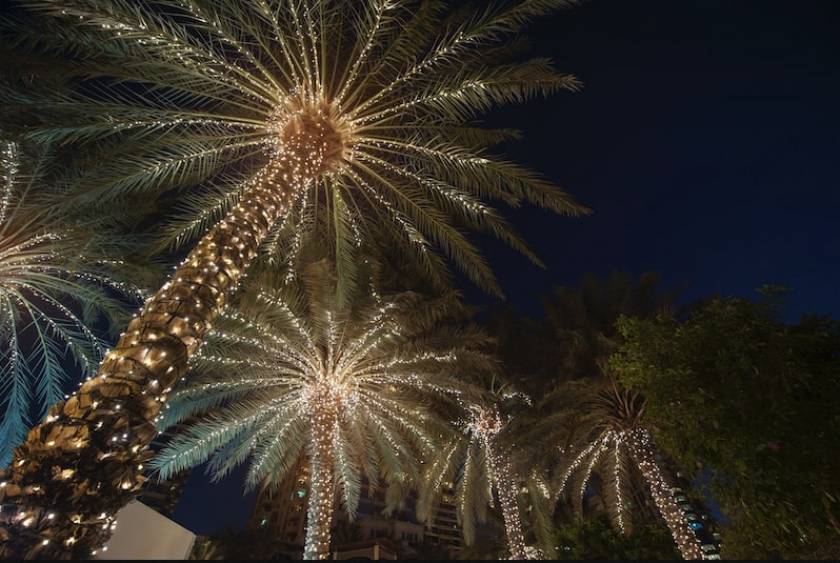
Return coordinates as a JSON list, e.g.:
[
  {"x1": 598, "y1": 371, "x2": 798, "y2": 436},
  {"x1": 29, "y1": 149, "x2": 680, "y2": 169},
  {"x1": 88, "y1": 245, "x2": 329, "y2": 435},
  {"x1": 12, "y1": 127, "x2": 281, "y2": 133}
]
[
  {"x1": 474, "y1": 0, "x2": 840, "y2": 321},
  {"x1": 172, "y1": 0, "x2": 840, "y2": 533}
]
